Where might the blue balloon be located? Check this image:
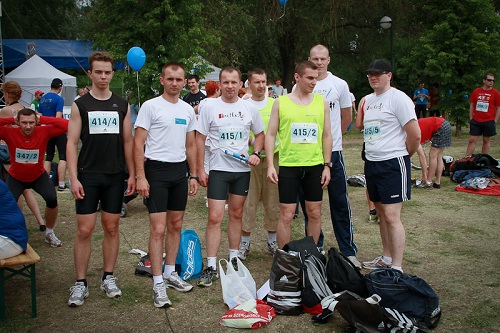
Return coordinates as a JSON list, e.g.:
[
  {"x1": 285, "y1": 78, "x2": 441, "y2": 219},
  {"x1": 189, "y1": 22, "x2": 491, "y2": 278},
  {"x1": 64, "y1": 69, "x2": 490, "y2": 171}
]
[
  {"x1": 279, "y1": 0, "x2": 287, "y2": 5},
  {"x1": 127, "y1": 46, "x2": 146, "y2": 71}
]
